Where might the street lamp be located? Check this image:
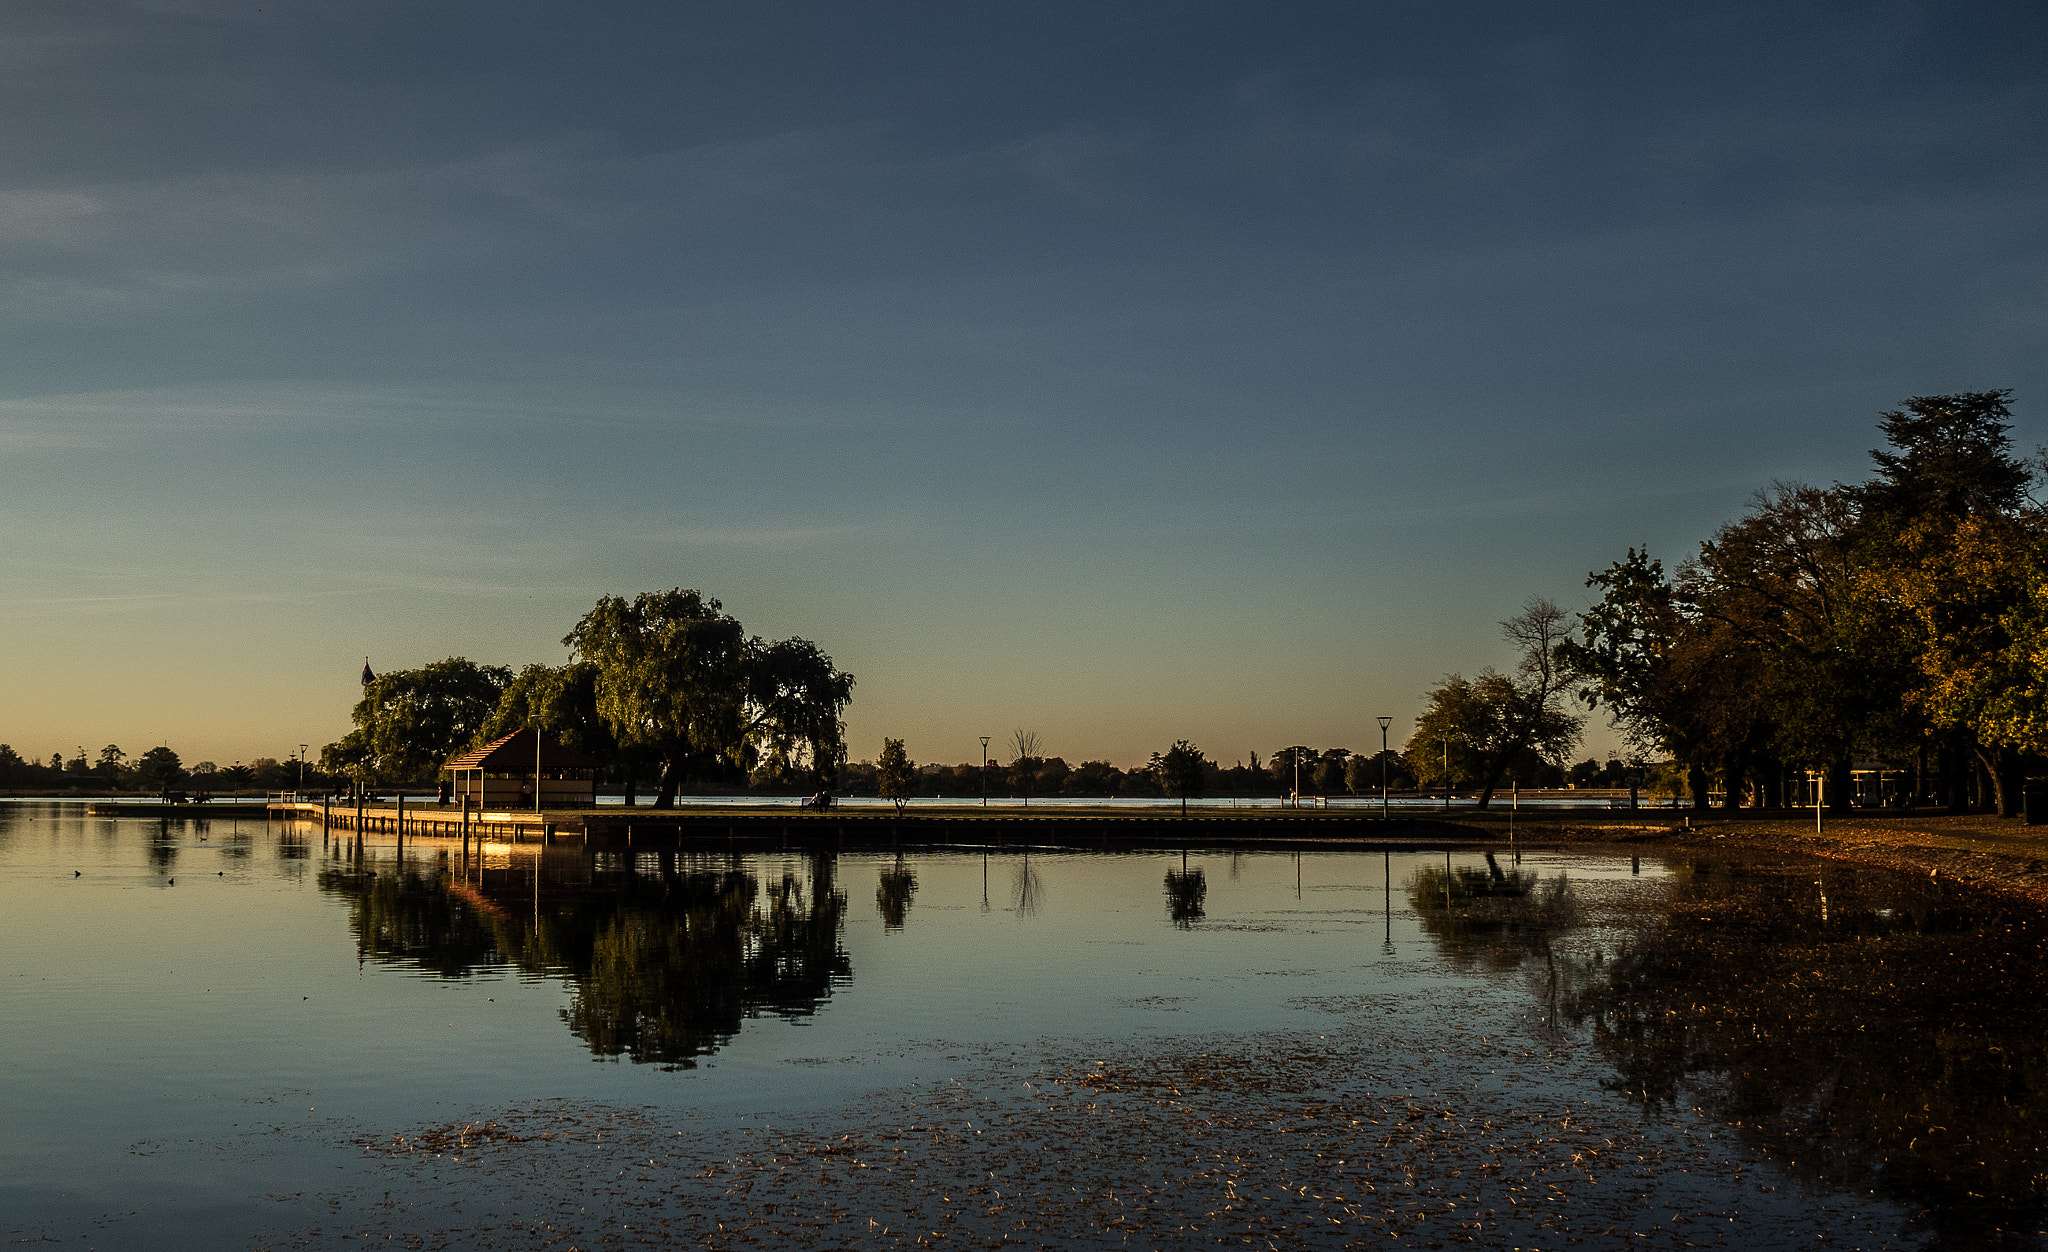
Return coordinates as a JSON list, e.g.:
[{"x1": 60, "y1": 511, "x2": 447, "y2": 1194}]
[
  {"x1": 1442, "y1": 736, "x2": 1452, "y2": 812},
  {"x1": 980, "y1": 736, "x2": 991, "y2": 807},
  {"x1": 298, "y1": 744, "x2": 308, "y2": 793},
  {"x1": 1376, "y1": 717, "x2": 1392, "y2": 819}
]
